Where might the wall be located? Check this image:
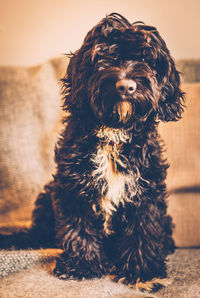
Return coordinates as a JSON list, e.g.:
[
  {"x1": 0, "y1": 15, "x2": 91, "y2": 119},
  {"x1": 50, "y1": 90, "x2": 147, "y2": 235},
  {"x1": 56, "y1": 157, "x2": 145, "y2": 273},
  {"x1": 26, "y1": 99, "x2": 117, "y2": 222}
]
[{"x1": 0, "y1": 0, "x2": 200, "y2": 66}]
